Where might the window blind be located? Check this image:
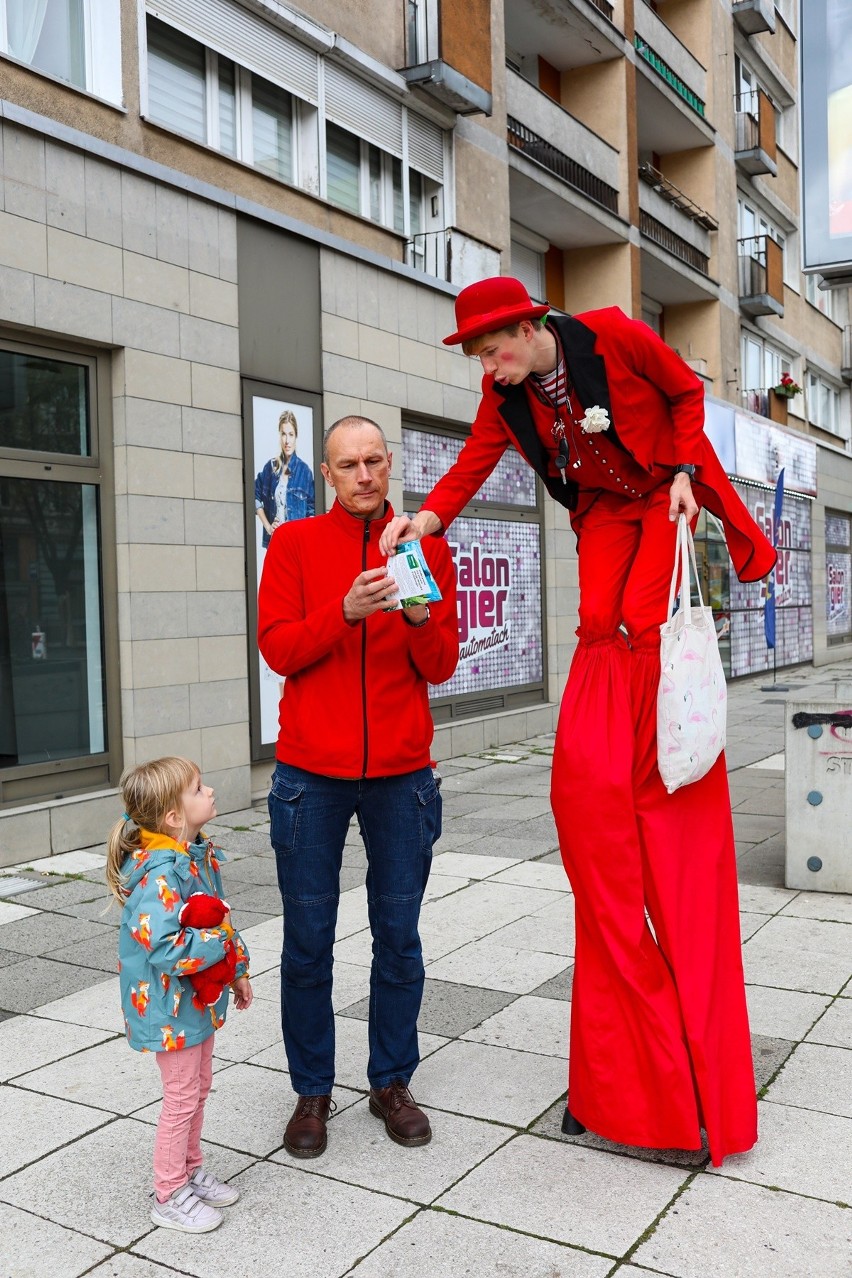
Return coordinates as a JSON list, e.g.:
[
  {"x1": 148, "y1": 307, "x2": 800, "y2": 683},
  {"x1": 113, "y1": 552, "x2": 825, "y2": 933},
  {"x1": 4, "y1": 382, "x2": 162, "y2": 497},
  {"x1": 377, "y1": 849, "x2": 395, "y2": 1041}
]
[
  {"x1": 407, "y1": 111, "x2": 444, "y2": 183},
  {"x1": 326, "y1": 123, "x2": 361, "y2": 214},
  {"x1": 147, "y1": 0, "x2": 319, "y2": 103},
  {"x1": 325, "y1": 61, "x2": 403, "y2": 157},
  {"x1": 147, "y1": 17, "x2": 206, "y2": 143}
]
